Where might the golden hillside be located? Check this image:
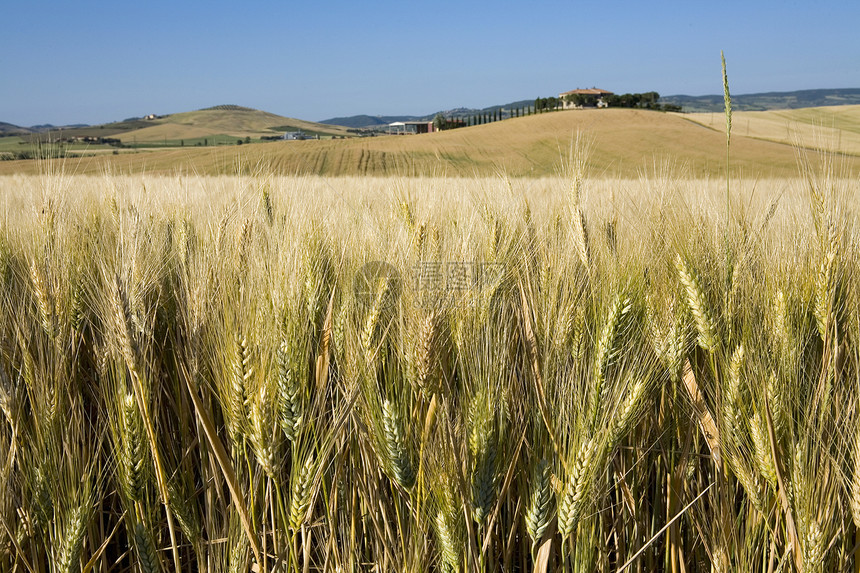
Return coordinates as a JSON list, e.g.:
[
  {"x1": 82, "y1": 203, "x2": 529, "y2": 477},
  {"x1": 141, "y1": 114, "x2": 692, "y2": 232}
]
[
  {"x1": 3, "y1": 107, "x2": 858, "y2": 177},
  {"x1": 117, "y1": 106, "x2": 351, "y2": 142},
  {"x1": 680, "y1": 105, "x2": 860, "y2": 155}
]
